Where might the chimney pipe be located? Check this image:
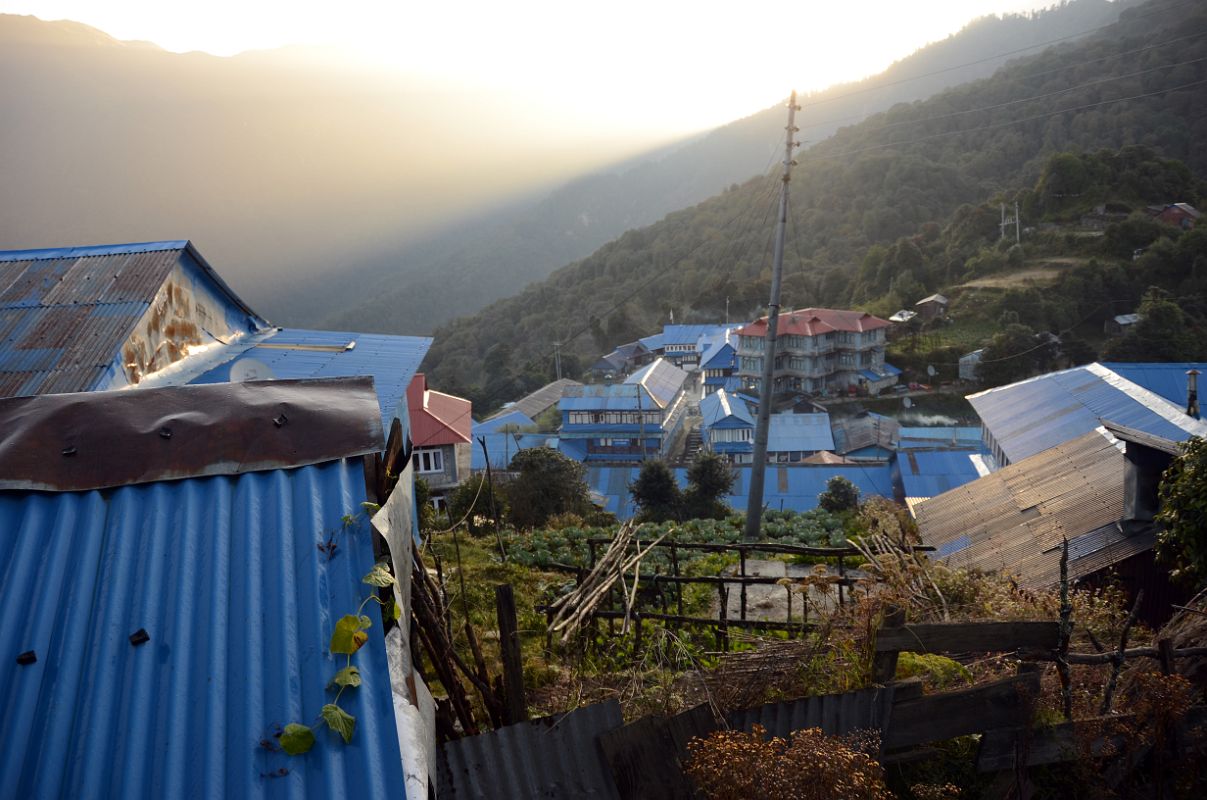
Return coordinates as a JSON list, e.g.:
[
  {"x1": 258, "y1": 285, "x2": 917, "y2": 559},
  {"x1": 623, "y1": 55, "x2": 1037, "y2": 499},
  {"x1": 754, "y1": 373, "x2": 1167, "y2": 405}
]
[{"x1": 1188, "y1": 369, "x2": 1200, "y2": 419}]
